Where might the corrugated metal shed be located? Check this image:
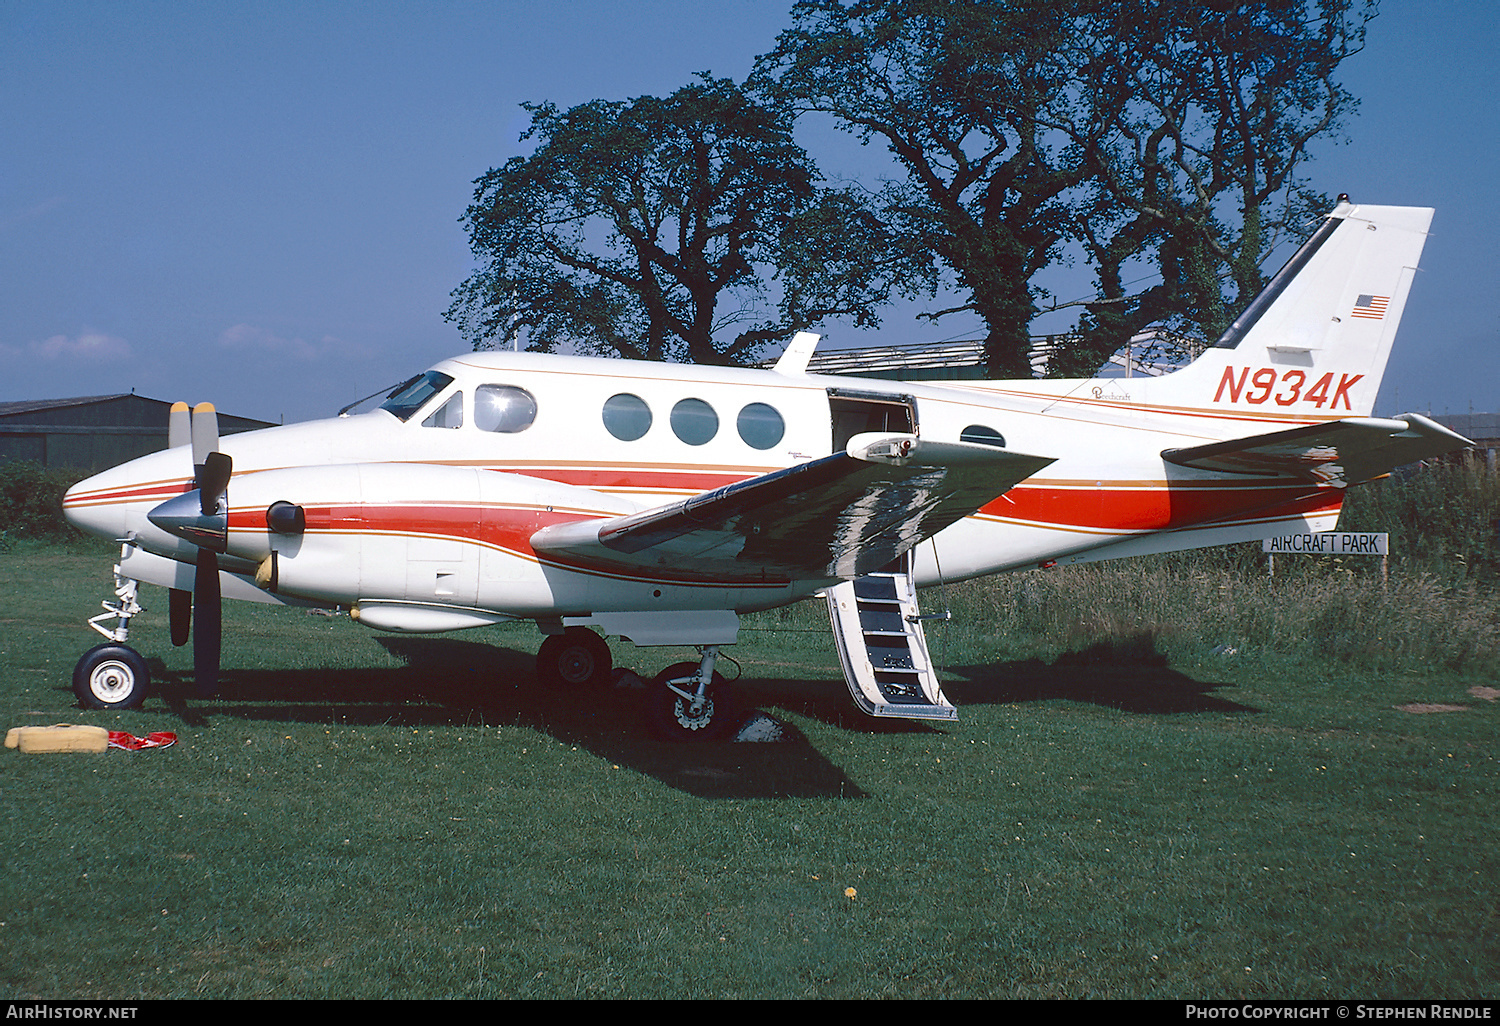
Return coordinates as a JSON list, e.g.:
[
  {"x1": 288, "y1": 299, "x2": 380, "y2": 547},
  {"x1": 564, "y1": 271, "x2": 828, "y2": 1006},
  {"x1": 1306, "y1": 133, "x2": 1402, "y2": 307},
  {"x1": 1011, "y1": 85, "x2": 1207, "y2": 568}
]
[
  {"x1": 1432, "y1": 413, "x2": 1500, "y2": 460},
  {"x1": 0, "y1": 394, "x2": 275, "y2": 471},
  {"x1": 790, "y1": 331, "x2": 1193, "y2": 380}
]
